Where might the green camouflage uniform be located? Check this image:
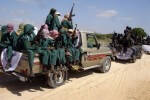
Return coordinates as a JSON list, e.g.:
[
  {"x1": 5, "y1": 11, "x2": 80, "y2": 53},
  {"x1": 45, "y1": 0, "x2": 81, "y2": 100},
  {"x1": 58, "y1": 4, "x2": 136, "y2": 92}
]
[
  {"x1": 0, "y1": 25, "x2": 7, "y2": 41},
  {"x1": 36, "y1": 36, "x2": 55, "y2": 66},
  {"x1": 45, "y1": 9, "x2": 61, "y2": 31},
  {"x1": 17, "y1": 24, "x2": 36, "y2": 75},
  {"x1": 61, "y1": 19, "x2": 73, "y2": 31},
  {"x1": 54, "y1": 29, "x2": 67, "y2": 65},
  {"x1": 1, "y1": 31, "x2": 18, "y2": 61},
  {"x1": 66, "y1": 34, "x2": 80, "y2": 63}
]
